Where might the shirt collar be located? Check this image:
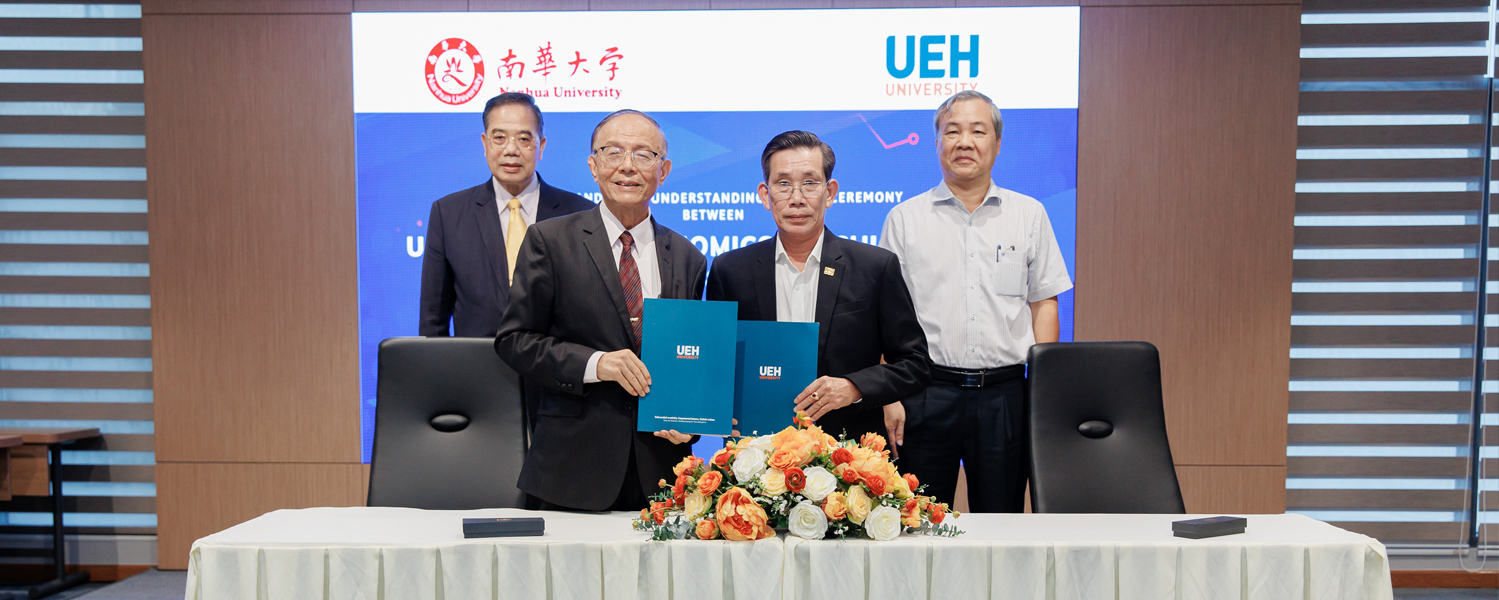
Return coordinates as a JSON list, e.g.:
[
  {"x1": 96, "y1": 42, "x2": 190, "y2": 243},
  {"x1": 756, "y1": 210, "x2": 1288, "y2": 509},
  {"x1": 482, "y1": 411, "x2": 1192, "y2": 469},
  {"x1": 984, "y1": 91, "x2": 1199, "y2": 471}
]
[
  {"x1": 774, "y1": 231, "x2": 824, "y2": 272},
  {"x1": 599, "y1": 201, "x2": 655, "y2": 249},
  {"x1": 491, "y1": 175, "x2": 541, "y2": 218},
  {"x1": 931, "y1": 180, "x2": 1003, "y2": 209}
]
